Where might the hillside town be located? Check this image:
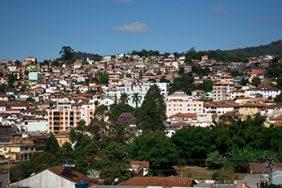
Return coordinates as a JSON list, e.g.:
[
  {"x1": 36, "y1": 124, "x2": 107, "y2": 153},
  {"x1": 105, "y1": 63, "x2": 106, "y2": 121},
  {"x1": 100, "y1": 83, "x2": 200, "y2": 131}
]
[{"x1": 0, "y1": 46, "x2": 282, "y2": 187}]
